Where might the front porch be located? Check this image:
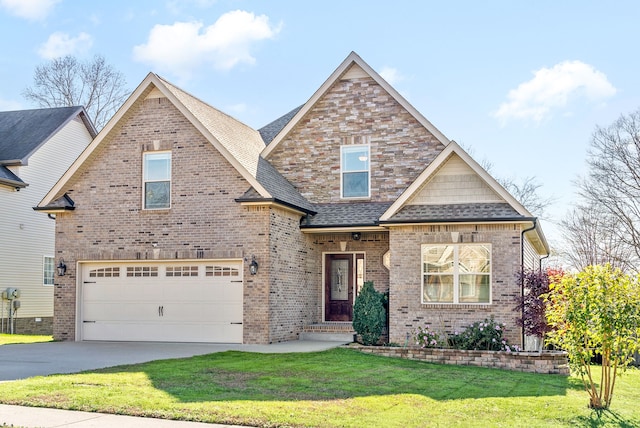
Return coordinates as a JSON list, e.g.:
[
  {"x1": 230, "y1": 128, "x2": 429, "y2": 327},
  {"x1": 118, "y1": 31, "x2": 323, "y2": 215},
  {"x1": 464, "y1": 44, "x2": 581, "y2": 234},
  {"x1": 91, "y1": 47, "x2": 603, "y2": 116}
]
[{"x1": 300, "y1": 322, "x2": 355, "y2": 342}]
